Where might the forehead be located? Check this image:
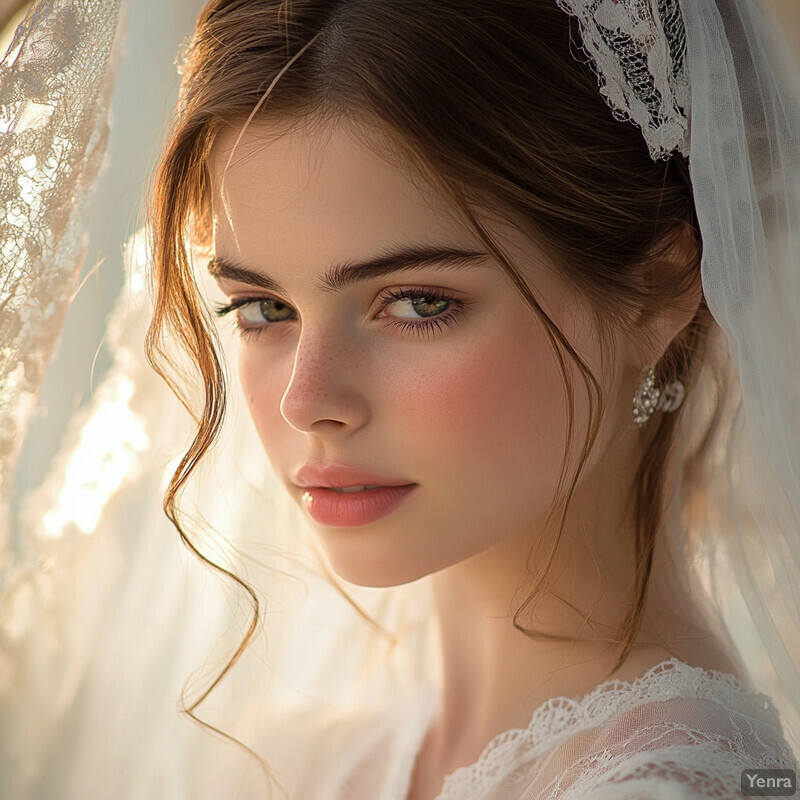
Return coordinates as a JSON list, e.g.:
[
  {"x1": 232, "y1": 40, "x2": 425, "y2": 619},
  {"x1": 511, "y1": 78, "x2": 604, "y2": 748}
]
[{"x1": 208, "y1": 117, "x2": 477, "y2": 264}]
